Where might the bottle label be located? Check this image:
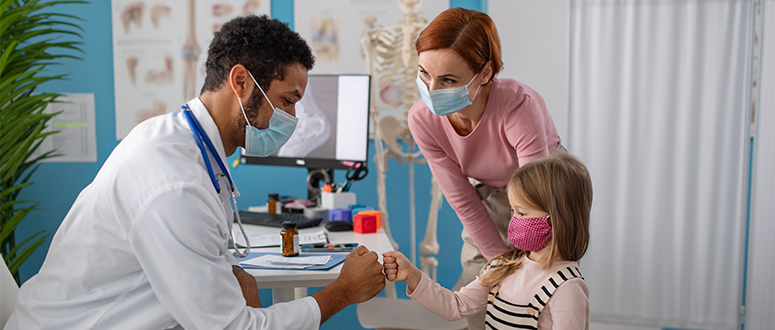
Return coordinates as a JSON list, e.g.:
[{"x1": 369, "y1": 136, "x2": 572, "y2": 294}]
[{"x1": 293, "y1": 235, "x2": 299, "y2": 254}]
